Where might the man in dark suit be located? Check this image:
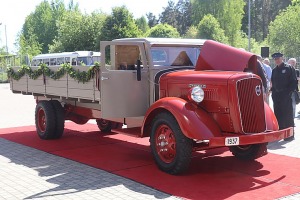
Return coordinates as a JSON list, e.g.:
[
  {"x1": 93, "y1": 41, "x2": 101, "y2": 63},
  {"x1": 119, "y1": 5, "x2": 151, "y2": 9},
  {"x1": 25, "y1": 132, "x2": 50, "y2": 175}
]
[{"x1": 271, "y1": 52, "x2": 298, "y2": 141}]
